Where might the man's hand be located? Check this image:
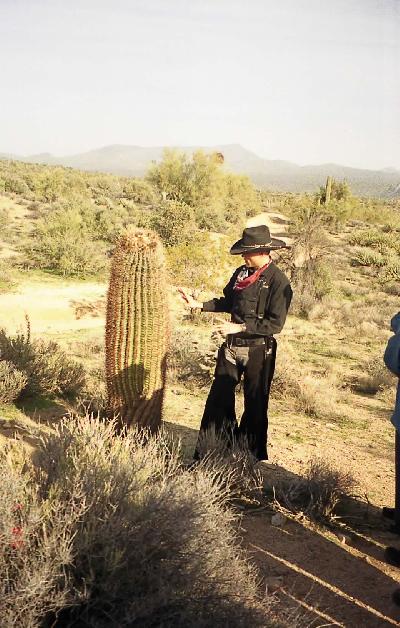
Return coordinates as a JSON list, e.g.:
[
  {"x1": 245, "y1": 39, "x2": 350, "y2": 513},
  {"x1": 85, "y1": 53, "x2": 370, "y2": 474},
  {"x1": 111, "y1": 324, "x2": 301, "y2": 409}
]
[
  {"x1": 177, "y1": 287, "x2": 202, "y2": 310},
  {"x1": 214, "y1": 317, "x2": 245, "y2": 336}
]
